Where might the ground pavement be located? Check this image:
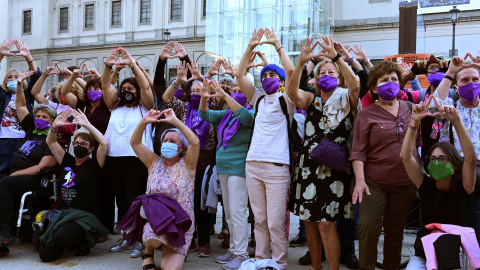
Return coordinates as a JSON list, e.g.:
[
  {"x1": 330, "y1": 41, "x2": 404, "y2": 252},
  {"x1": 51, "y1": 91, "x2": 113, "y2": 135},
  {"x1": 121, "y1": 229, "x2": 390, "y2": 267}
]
[{"x1": 2, "y1": 210, "x2": 415, "y2": 269}]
